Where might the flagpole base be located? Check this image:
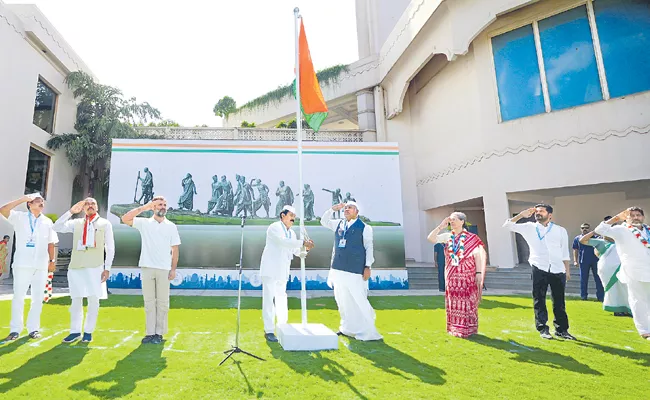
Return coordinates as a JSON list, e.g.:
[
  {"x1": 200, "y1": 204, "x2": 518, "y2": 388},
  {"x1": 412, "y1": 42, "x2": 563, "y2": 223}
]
[{"x1": 276, "y1": 323, "x2": 338, "y2": 351}]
